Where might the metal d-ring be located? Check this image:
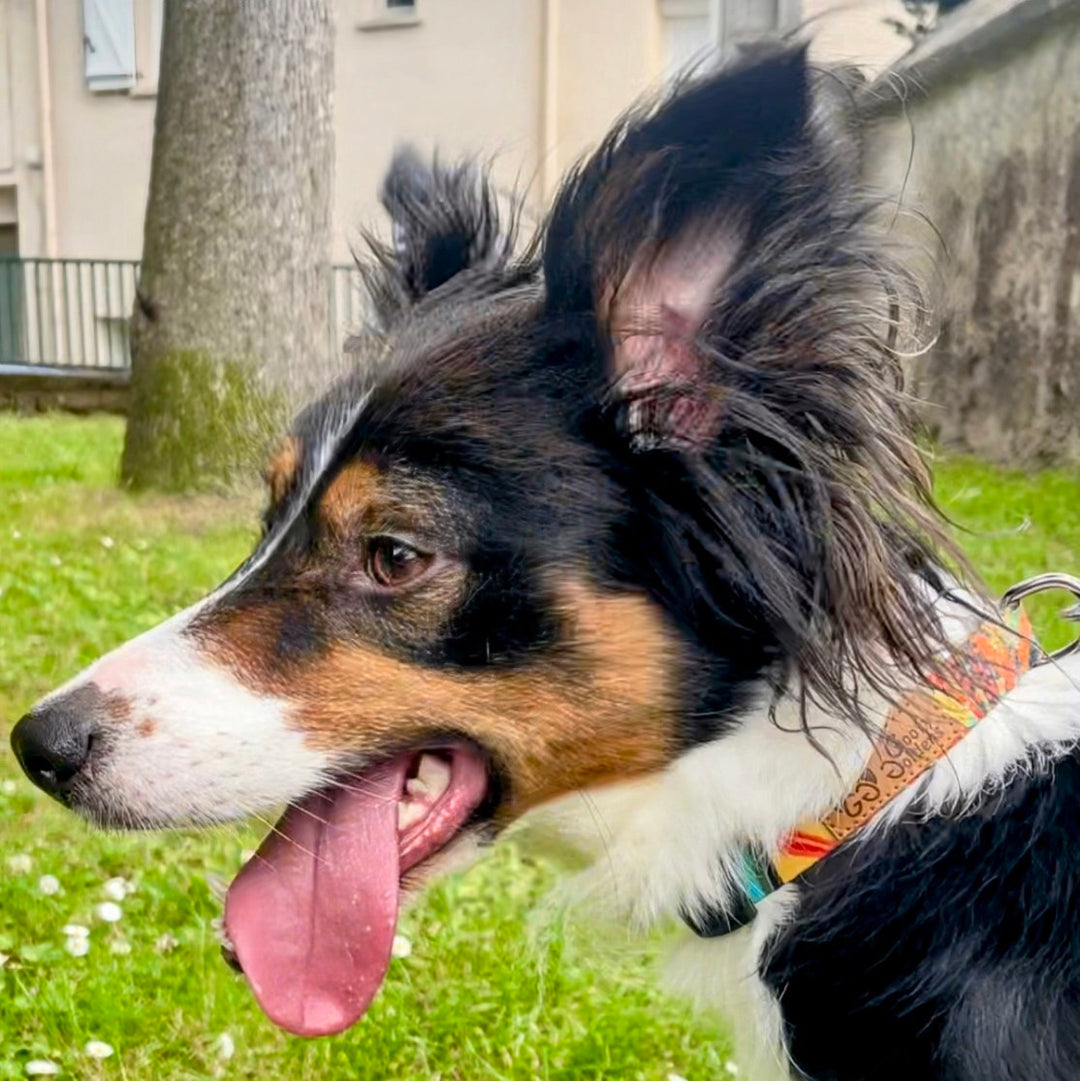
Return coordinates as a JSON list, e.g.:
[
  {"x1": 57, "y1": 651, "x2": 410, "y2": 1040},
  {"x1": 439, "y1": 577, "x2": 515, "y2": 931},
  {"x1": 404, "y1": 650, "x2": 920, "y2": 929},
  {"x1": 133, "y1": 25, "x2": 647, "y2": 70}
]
[{"x1": 1000, "y1": 572, "x2": 1080, "y2": 662}]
